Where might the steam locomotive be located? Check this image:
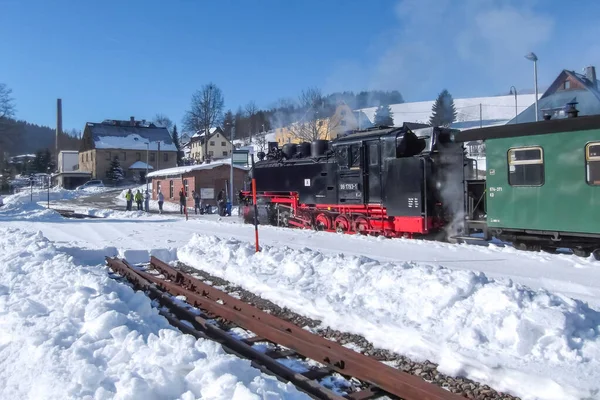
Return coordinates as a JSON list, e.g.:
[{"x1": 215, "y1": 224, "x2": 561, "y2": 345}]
[
  {"x1": 240, "y1": 124, "x2": 467, "y2": 238},
  {"x1": 240, "y1": 109, "x2": 600, "y2": 258}
]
